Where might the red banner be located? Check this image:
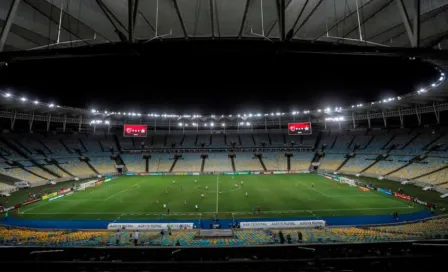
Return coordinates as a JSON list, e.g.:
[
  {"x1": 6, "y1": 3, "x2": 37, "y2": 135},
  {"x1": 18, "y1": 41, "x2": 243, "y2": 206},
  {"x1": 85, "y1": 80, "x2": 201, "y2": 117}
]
[
  {"x1": 123, "y1": 124, "x2": 147, "y2": 137},
  {"x1": 288, "y1": 122, "x2": 312, "y2": 135},
  {"x1": 23, "y1": 198, "x2": 41, "y2": 206},
  {"x1": 393, "y1": 192, "x2": 412, "y2": 201},
  {"x1": 58, "y1": 188, "x2": 71, "y2": 195}
]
